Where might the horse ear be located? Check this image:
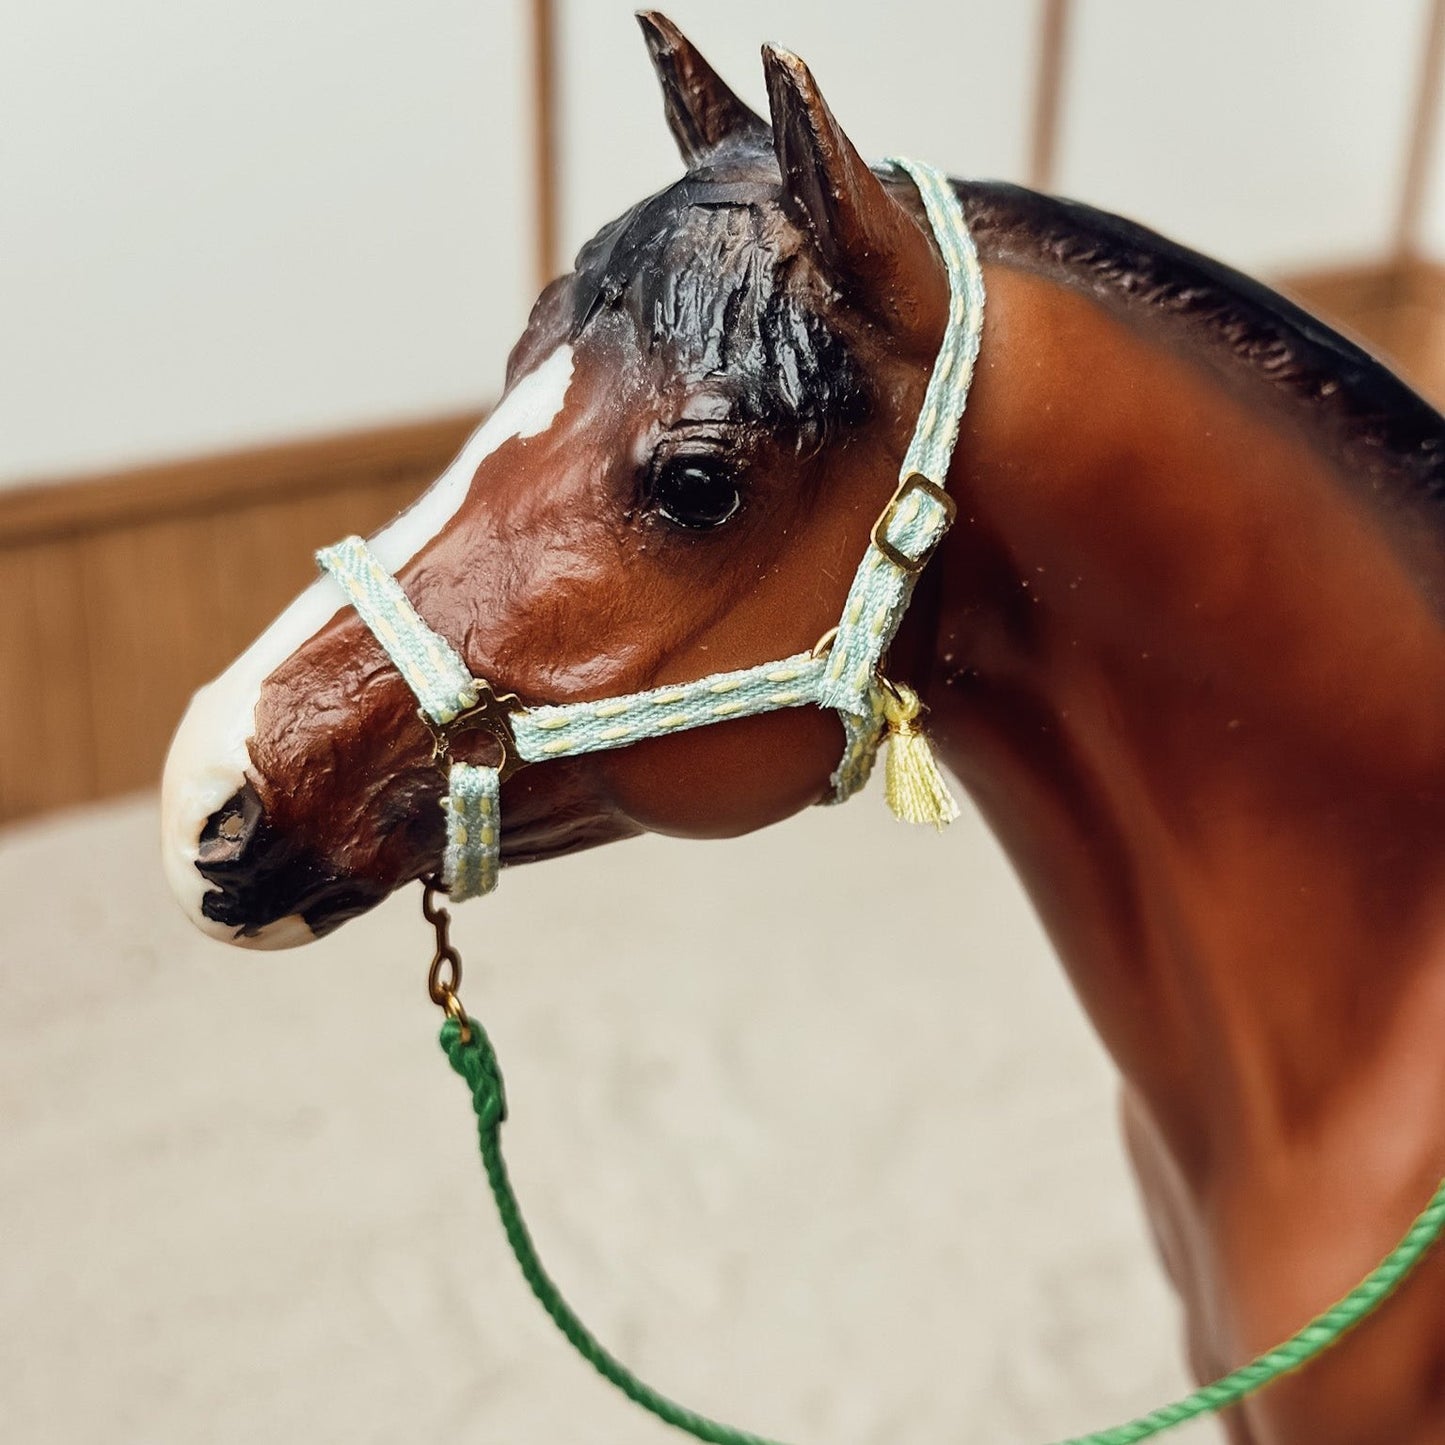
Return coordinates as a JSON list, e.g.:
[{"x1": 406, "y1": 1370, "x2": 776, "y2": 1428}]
[
  {"x1": 637, "y1": 12, "x2": 770, "y2": 166},
  {"x1": 762, "y1": 44, "x2": 943, "y2": 342}
]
